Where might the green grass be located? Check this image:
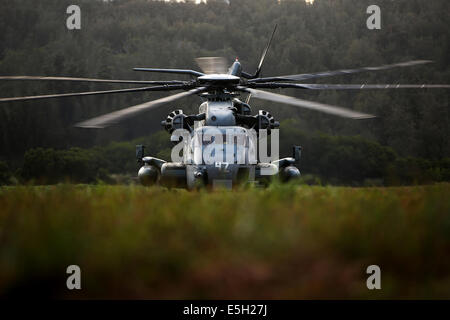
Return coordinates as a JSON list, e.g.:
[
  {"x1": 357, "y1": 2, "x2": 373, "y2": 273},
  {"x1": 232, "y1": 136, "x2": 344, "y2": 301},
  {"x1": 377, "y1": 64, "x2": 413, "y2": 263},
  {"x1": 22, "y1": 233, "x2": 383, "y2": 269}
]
[{"x1": 0, "y1": 183, "x2": 449, "y2": 299}]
